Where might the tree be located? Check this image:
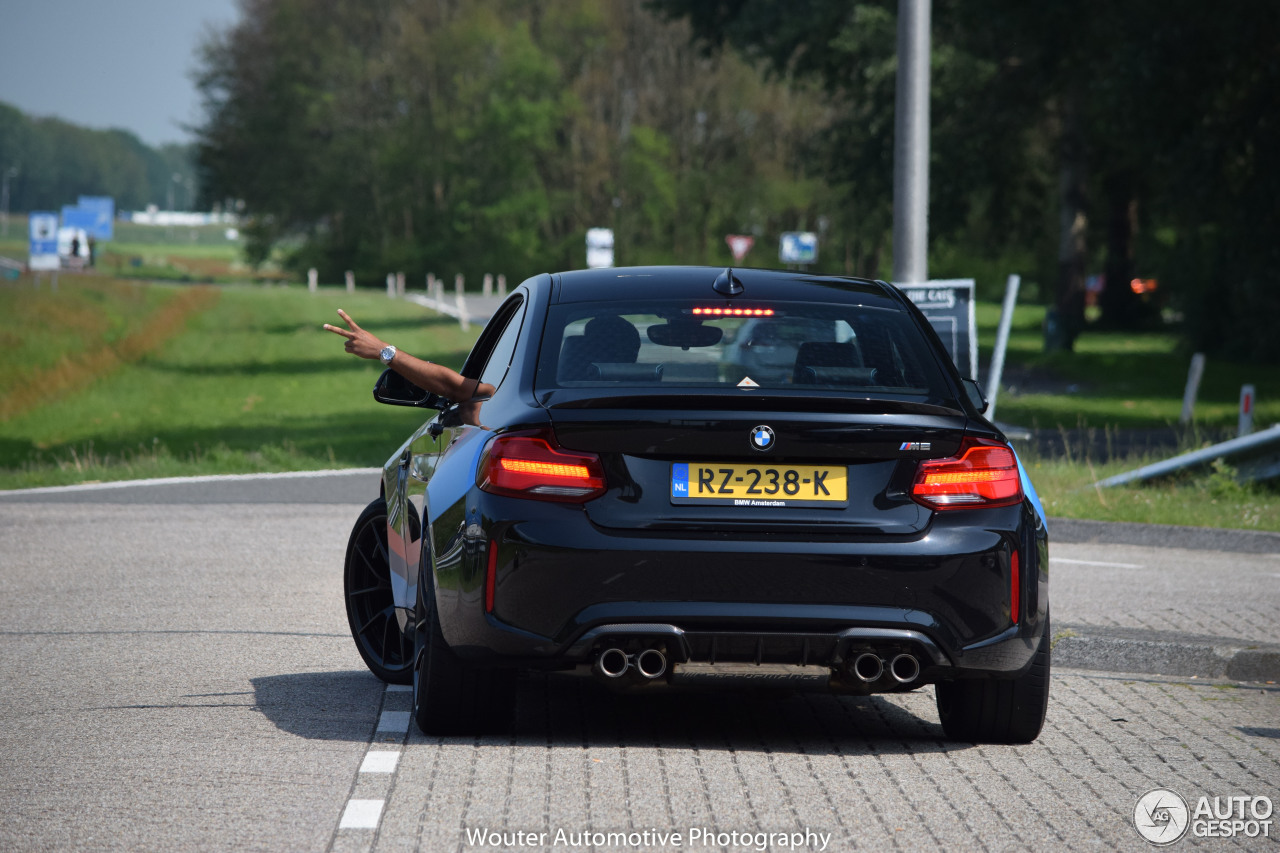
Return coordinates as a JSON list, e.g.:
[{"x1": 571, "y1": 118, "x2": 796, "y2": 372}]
[
  {"x1": 0, "y1": 101, "x2": 196, "y2": 213},
  {"x1": 195, "y1": 0, "x2": 835, "y2": 284},
  {"x1": 656, "y1": 0, "x2": 1280, "y2": 362}
]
